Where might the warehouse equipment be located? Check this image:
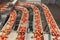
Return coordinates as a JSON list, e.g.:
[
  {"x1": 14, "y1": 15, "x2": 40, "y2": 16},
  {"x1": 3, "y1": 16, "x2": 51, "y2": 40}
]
[{"x1": 0, "y1": 2, "x2": 60, "y2": 40}]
